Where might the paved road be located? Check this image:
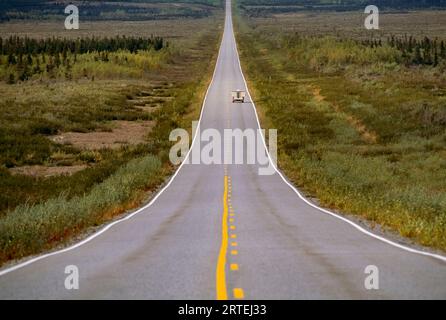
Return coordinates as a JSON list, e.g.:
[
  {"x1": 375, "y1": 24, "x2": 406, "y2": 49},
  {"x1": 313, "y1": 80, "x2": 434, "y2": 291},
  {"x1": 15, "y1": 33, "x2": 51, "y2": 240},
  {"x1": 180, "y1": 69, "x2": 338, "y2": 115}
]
[{"x1": 0, "y1": 0, "x2": 445, "y2": 299}]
